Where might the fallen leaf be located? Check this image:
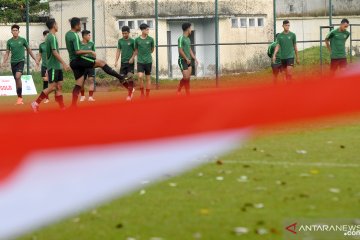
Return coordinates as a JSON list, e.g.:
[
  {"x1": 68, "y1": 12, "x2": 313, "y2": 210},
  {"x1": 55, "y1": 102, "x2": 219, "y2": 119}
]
[
  {"x1": 254, "y1": 203, "x2": 264, "y2": 209},
  {"x1": 329, "y1": 188, "x2": 341, "y2": 193},
  {"x1": 216, "y1": 160, "x2": 223, "y2": 165},
  {"x1": 216, "y1": 176, "x2": 224, "y2": 181},
  {"x1": 233, "y1": 227, "x2": 249, "y2": 235},
  {"x1": 237, "y1": 175, "x2": 248, "y2": 182},
  {"x1": 255, "y1": 228, "x2": 268, "y2": 235}
]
